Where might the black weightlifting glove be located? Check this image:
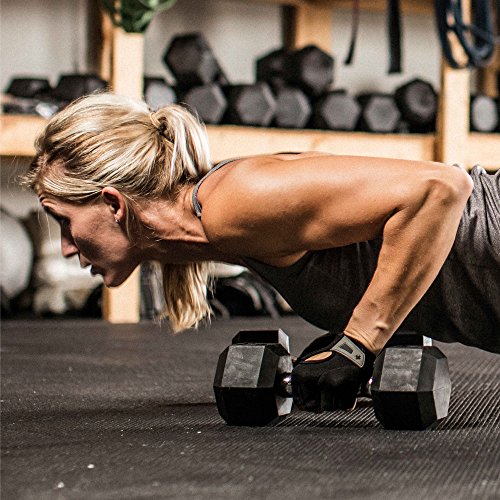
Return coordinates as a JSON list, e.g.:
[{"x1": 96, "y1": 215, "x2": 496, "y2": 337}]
[{"x1": 292, "y1": 332, "x2": 375, "y2": 412}]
